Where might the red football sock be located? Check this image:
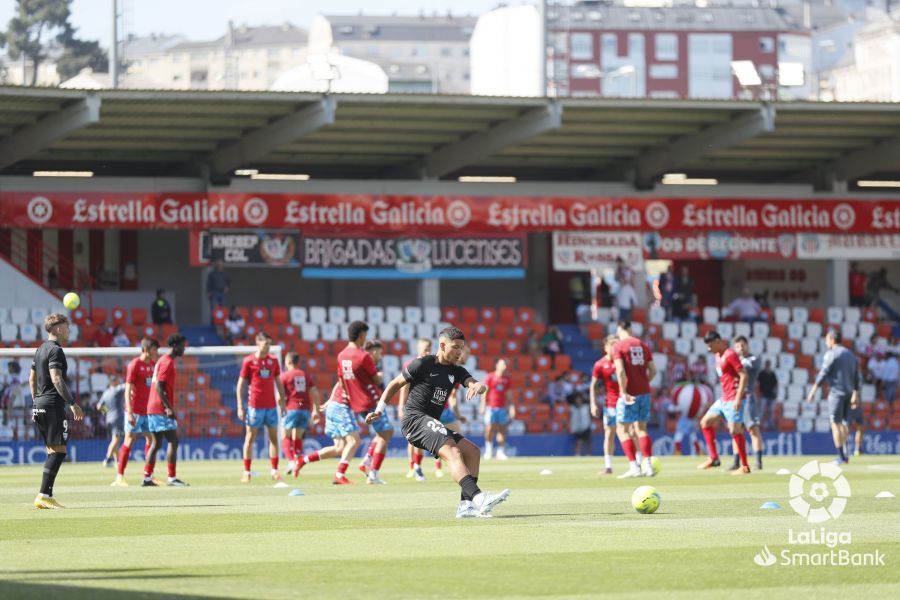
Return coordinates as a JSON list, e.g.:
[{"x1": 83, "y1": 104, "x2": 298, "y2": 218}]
[
  {"x1": 293, "y1": 439, "x2": 304, "y2": 459},
  {"x1": 281, "y1": 438, "x2": 294, "y2": 461},
  {"x1": 639, "y1": 435, "x2": 653, "y2": 459},
  {"x1": 372, "y1": 452, "x2": 386, "y2": 471},
  {"x1": 270, "y1": 457, "x2": 278, "y2": 471},
  {"x1": 693, "y1": 440, "x2": 703, "y2": 456},
  {"x1": 435, "y1": 459, "x2": 442, "y2": 470},
  {"x1": 366, "y1": 440, "x2": 377, "y2": 459},
  {"x1": 621, "y1": 438, "x2": 637, "y2": 462},
  {"x1": 674, "y1": 441, "x2": 683, "y2": 454},
  {"x1": 144, "y1": 461, "x2": 155, "y2": 478},
  {"x1": 413, "y1": 452, "x2": 423, "y2": 466},
  {"x1": 144, "y1": 441, "x2": 151, "y2": 455},
  {"x1": 409, "y1": 460, "x2": 415, "y2": 469},
  {"x1": 305, "y1": 451, "x2": 320, "y2": 464},
  {"x1": 337, "y1": 460, "x2": 349, "y2": 476},
  {"x1": 243, "y1": 458, "x2": 251, "y2": 472},
  {"x1": 117, "y1": 444, "x2": 131, "y2": 476},
  {"x1": 167, "y1": 463, "x2": 176, "y2": 478},
  {"x1": 703, "y1": 427, "x2": 719, "y2": 460},
  {"x1": 733, "y1": 433, "x2": 749, "y2": 467}
]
